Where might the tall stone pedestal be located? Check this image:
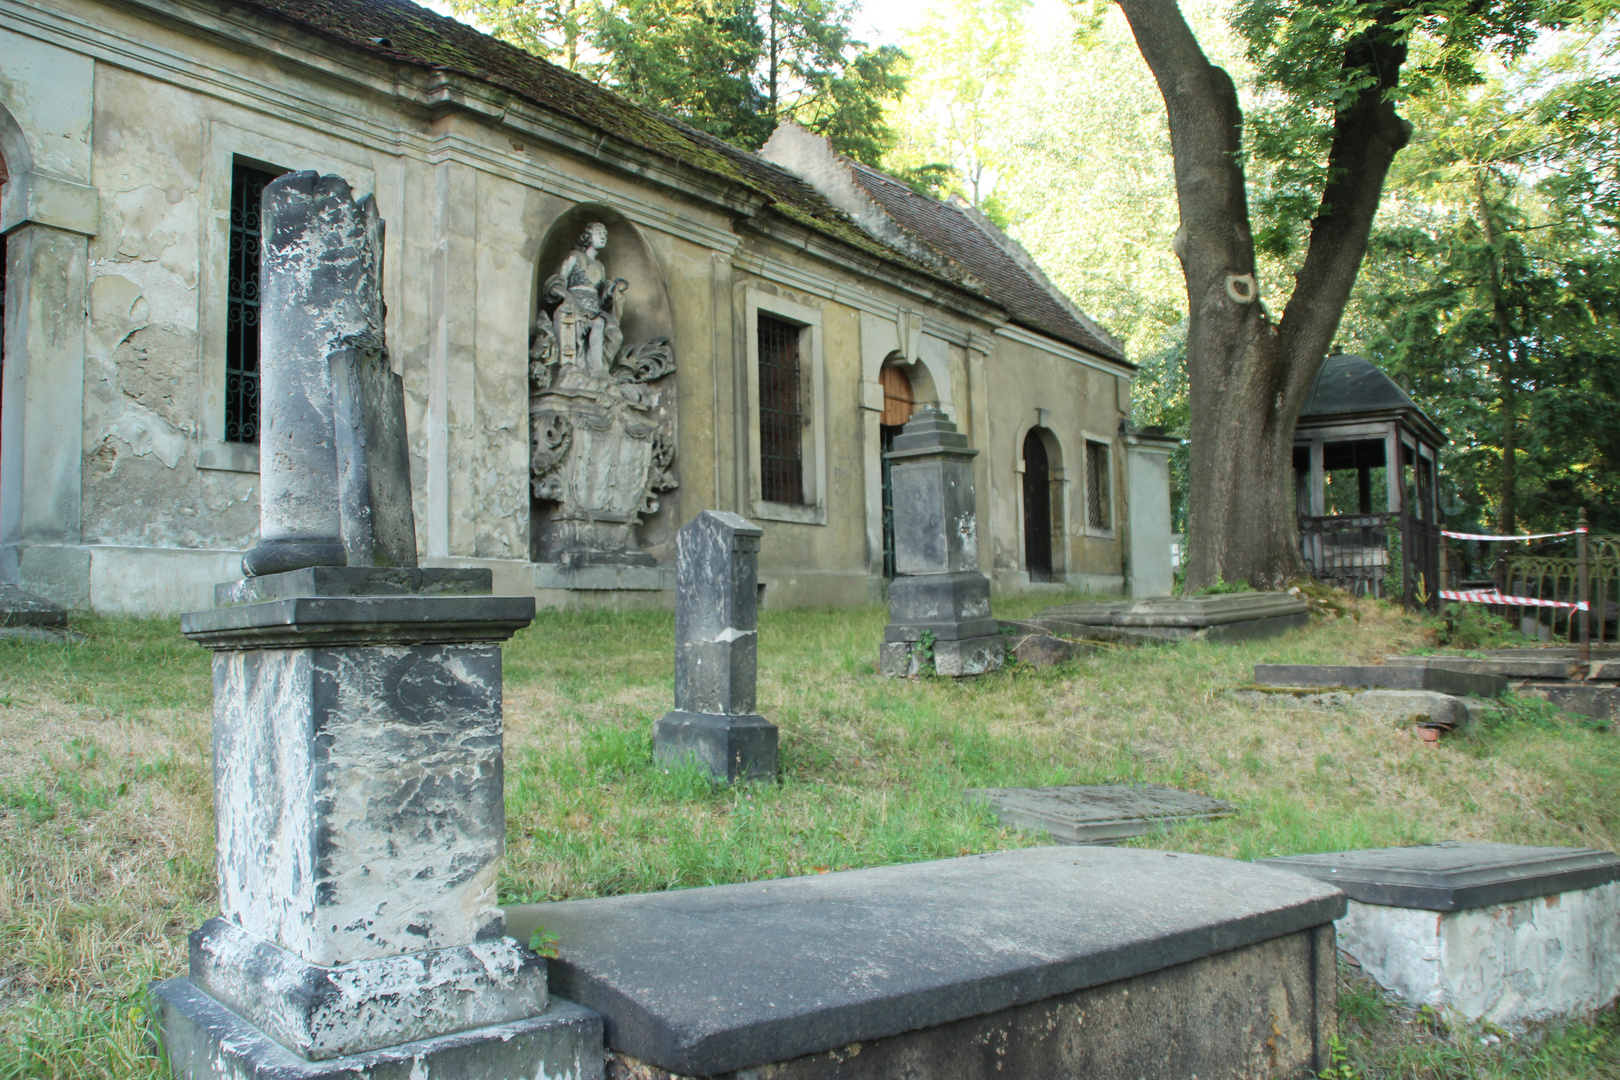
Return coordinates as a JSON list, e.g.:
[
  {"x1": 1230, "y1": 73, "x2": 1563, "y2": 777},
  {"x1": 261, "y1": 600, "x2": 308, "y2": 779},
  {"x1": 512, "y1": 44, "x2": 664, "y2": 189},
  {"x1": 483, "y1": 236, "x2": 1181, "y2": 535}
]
[
  {"x1": 149, "y1": 568, "x2": 602, "y2": 1079},
  {"x1": 653, "y1": 511, "x2": 776, "y2": 782},
  {"x1": 880, "y1": 409, "x2": 1004, "y2": 677}
]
